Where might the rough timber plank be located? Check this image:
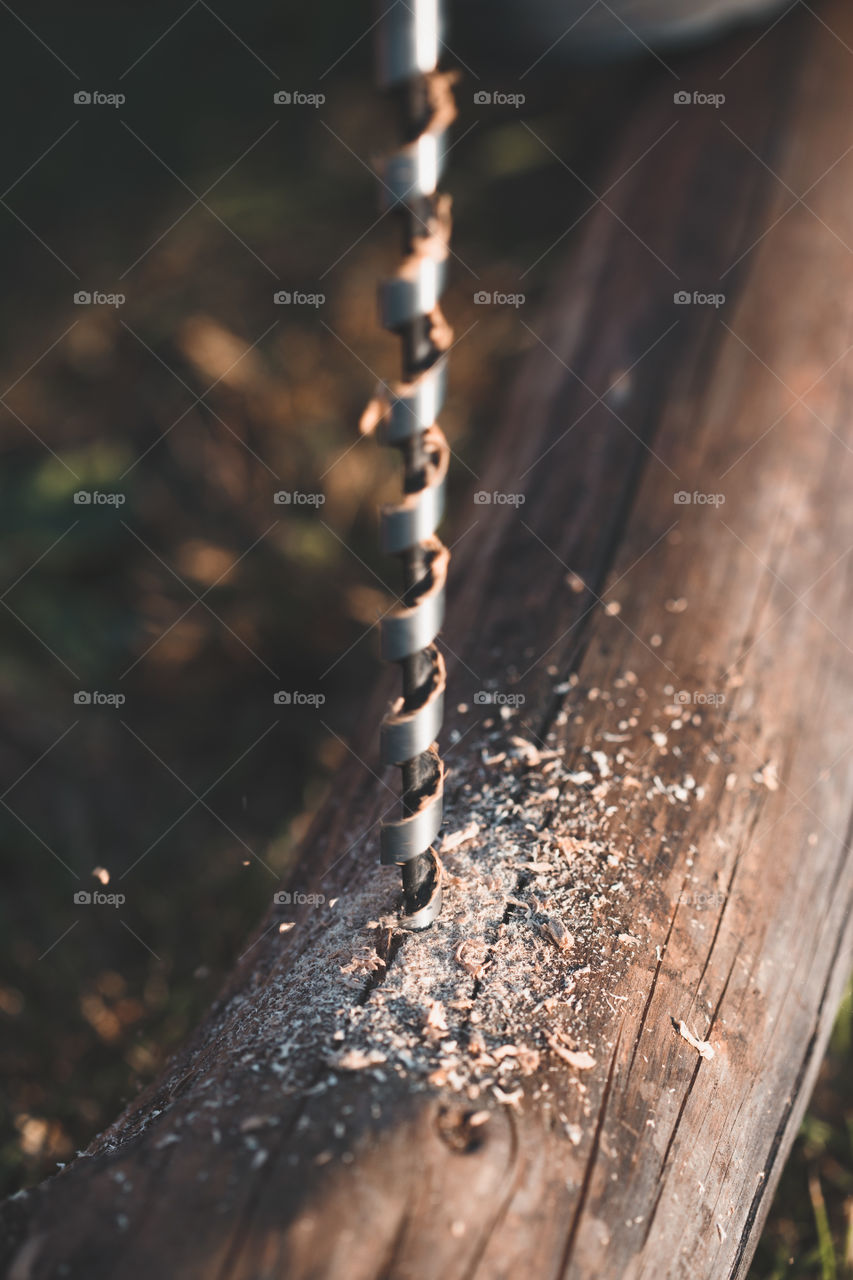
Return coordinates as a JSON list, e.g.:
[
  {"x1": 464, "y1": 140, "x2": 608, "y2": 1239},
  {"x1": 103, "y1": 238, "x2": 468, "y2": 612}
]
[{"x1": 3, "y1": 3, "x2": 853, "y2": 1278}]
